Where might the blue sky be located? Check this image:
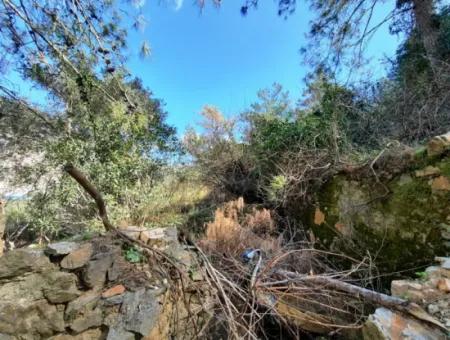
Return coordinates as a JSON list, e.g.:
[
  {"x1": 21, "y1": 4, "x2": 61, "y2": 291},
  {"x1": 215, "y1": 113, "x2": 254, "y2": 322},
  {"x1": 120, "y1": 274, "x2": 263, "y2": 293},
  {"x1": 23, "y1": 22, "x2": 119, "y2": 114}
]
[
  {"x1": 125, "y1": 1, "x2": 402, "y2": 134},
  {"x1": 4, "y1": 0, "x2": 402, "y2": 134}
]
